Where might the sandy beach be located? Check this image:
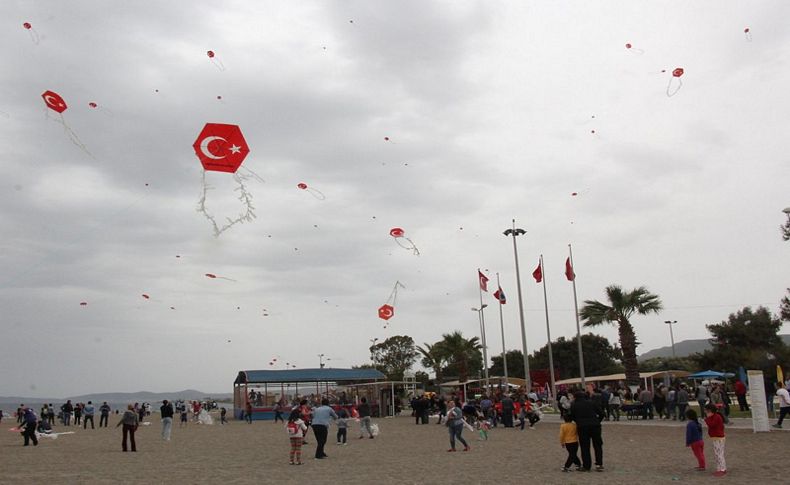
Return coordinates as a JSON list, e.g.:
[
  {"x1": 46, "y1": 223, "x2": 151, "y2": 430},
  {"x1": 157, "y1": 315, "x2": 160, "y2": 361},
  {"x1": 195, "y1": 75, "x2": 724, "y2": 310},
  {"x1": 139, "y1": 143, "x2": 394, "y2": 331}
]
[{"x1": 2, "y1": 413, "x2": 788, "y2": 484}]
